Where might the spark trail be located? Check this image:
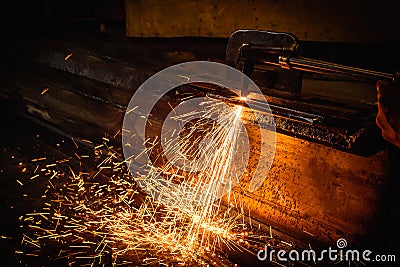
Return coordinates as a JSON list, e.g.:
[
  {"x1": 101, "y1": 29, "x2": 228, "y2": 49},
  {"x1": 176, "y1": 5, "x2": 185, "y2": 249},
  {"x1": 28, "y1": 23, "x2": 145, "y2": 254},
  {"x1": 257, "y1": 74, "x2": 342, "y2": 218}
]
[{"x1": 20, "y1": 99, "x2": 254, "y2": 266}]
